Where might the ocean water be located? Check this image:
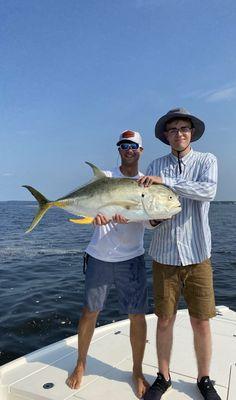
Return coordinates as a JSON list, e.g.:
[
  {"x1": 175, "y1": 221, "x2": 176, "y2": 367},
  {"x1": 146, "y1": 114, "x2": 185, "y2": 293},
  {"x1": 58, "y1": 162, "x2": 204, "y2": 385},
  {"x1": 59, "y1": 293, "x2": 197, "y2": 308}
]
[{"x1": 0, "y1": 201, "x2": 235, "y2": 366}]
